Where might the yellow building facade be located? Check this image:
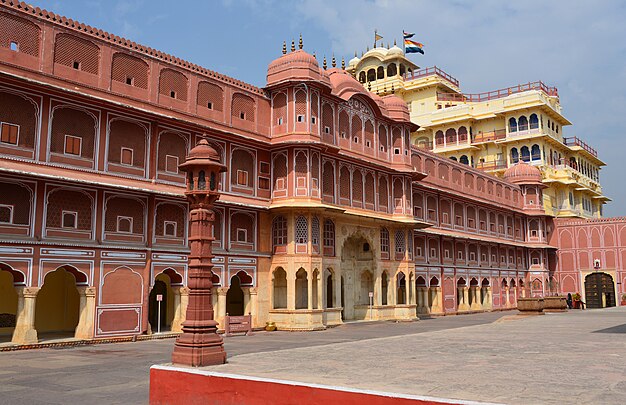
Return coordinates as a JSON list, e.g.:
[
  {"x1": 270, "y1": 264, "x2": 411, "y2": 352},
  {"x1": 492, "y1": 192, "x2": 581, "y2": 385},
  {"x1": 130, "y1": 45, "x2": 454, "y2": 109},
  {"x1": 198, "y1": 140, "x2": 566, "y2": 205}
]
[{"x1": 346, "y1": 45, "x2": 608, "y2": 218}]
